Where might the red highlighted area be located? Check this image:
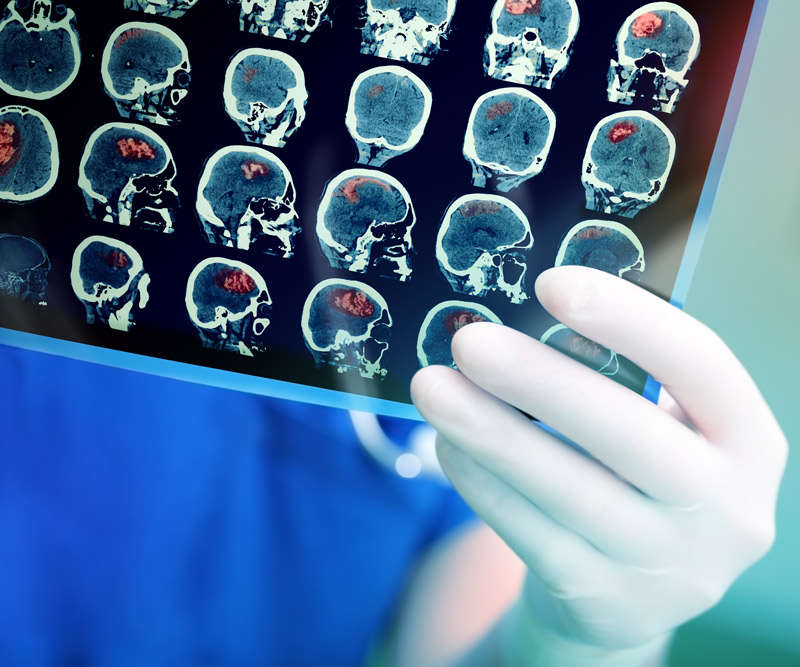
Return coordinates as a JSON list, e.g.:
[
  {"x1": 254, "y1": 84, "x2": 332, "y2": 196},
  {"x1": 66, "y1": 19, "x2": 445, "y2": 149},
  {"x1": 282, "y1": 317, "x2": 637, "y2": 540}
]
[
  {"x1": 575, "y1": 226, "x2": 612, "y2": 241},
  {"x1": 0, "y1": 121, "x2": 18, "y2": 169},
  {"x1": 445, "y1": 311, "x2": 488, "y2": 336},
  {"x1": 242, "y1": 160, "x2": 271, "y2": 180},
  {"x1": 103, "y1": 250, "x2": 131, "y2": 270},
  {"x1": 504, "y1": 0, "x2": 541, "y2": 16},
  {"x1": 336, "y1": 177, "x2": 392, "y2": 205},
  {"x1": 487, "y1": 100, "x2": 514, "y2": 121},
  {"x1": 114, "y1": 28, "x2": 147, "y2": 50},
  {"x1": 608, "y1": 121, "x2": 639, "y2": 144},
  {"x1": 242, "y1": 66, "x2": 259, "y2": 83},
  {"x1": 632, "y1": 12, "x2": 665, "y2": 39},
  {"x1": 215, "y1": 267, "x2": 256, "y2": 294},
  {"x1": 459, "y1": 200, "x2": 503, "y2": 218},
  {"x1": 369, "y1": 85, "x2": 385, "y2": 99},
  {"x1": 117, "y1": 138, "x2": 156, "y2": 160},
  {"x1": 567, "y1": 334, "x2": 605, "y2": 361},
  {"x1": 328, "y1": 288, "x2": 375, "y2": 318}
]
